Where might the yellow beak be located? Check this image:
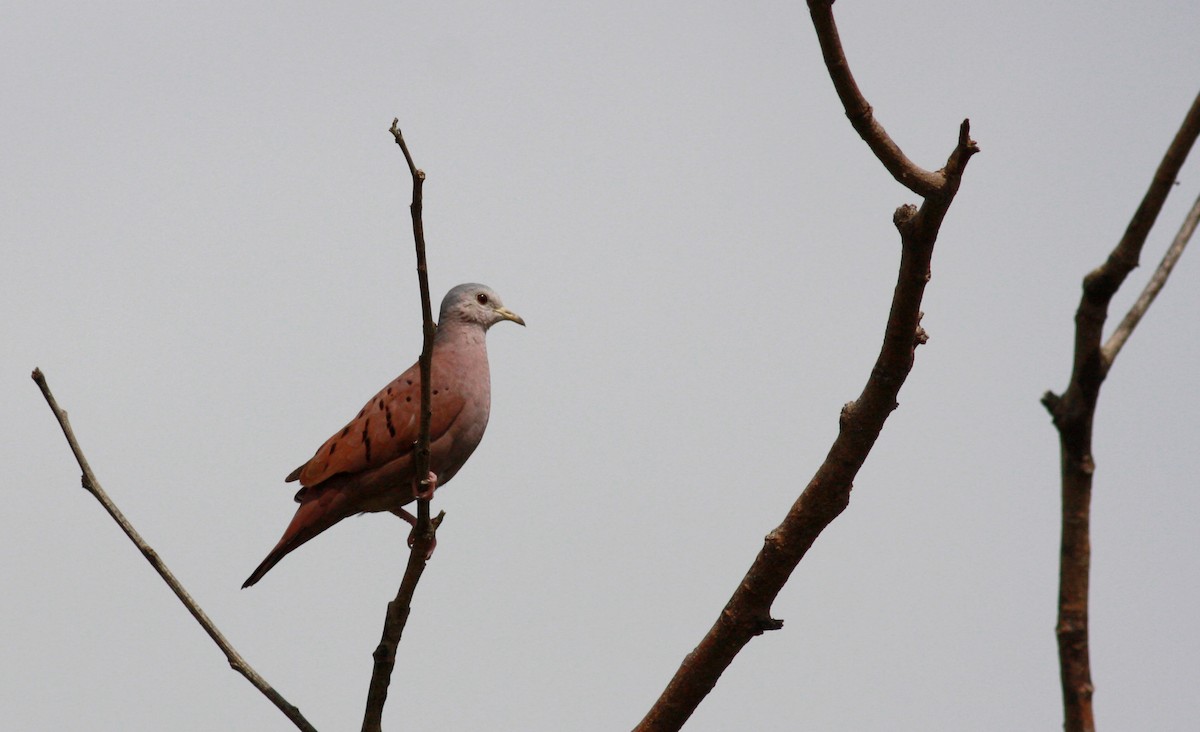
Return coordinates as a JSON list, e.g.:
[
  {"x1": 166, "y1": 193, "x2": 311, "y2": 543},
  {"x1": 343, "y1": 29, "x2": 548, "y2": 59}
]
[{"x1": 495, "y1": 307, "x2": 525, "y2": 326}]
